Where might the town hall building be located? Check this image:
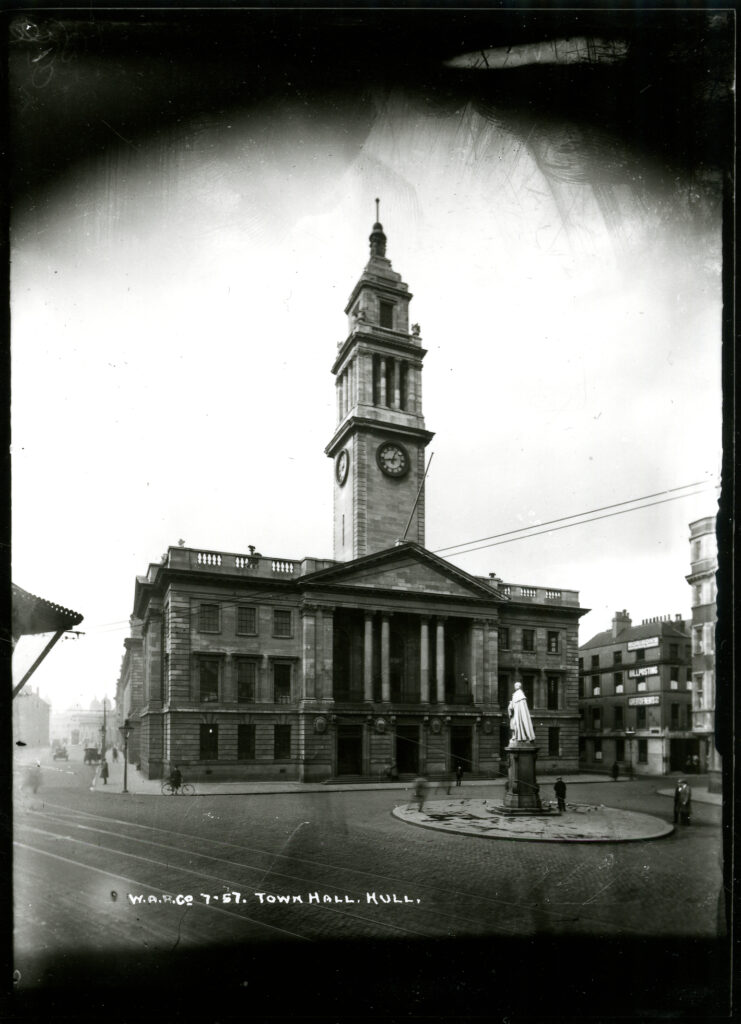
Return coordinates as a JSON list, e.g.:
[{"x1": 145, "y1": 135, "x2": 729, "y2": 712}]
[{"x1": 118, "y1": 212, "x2": 586, "y2": 781}]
